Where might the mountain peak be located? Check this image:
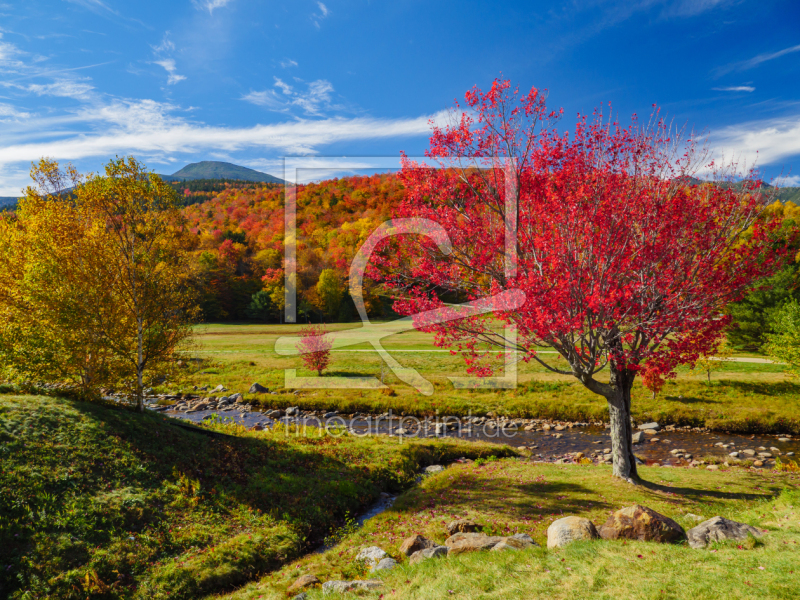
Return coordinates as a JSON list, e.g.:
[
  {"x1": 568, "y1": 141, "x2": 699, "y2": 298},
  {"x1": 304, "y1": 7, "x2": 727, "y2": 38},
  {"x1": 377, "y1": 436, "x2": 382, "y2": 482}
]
[{"x1": 166, "y1": 161, "x2": 284, "y2": 184}]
